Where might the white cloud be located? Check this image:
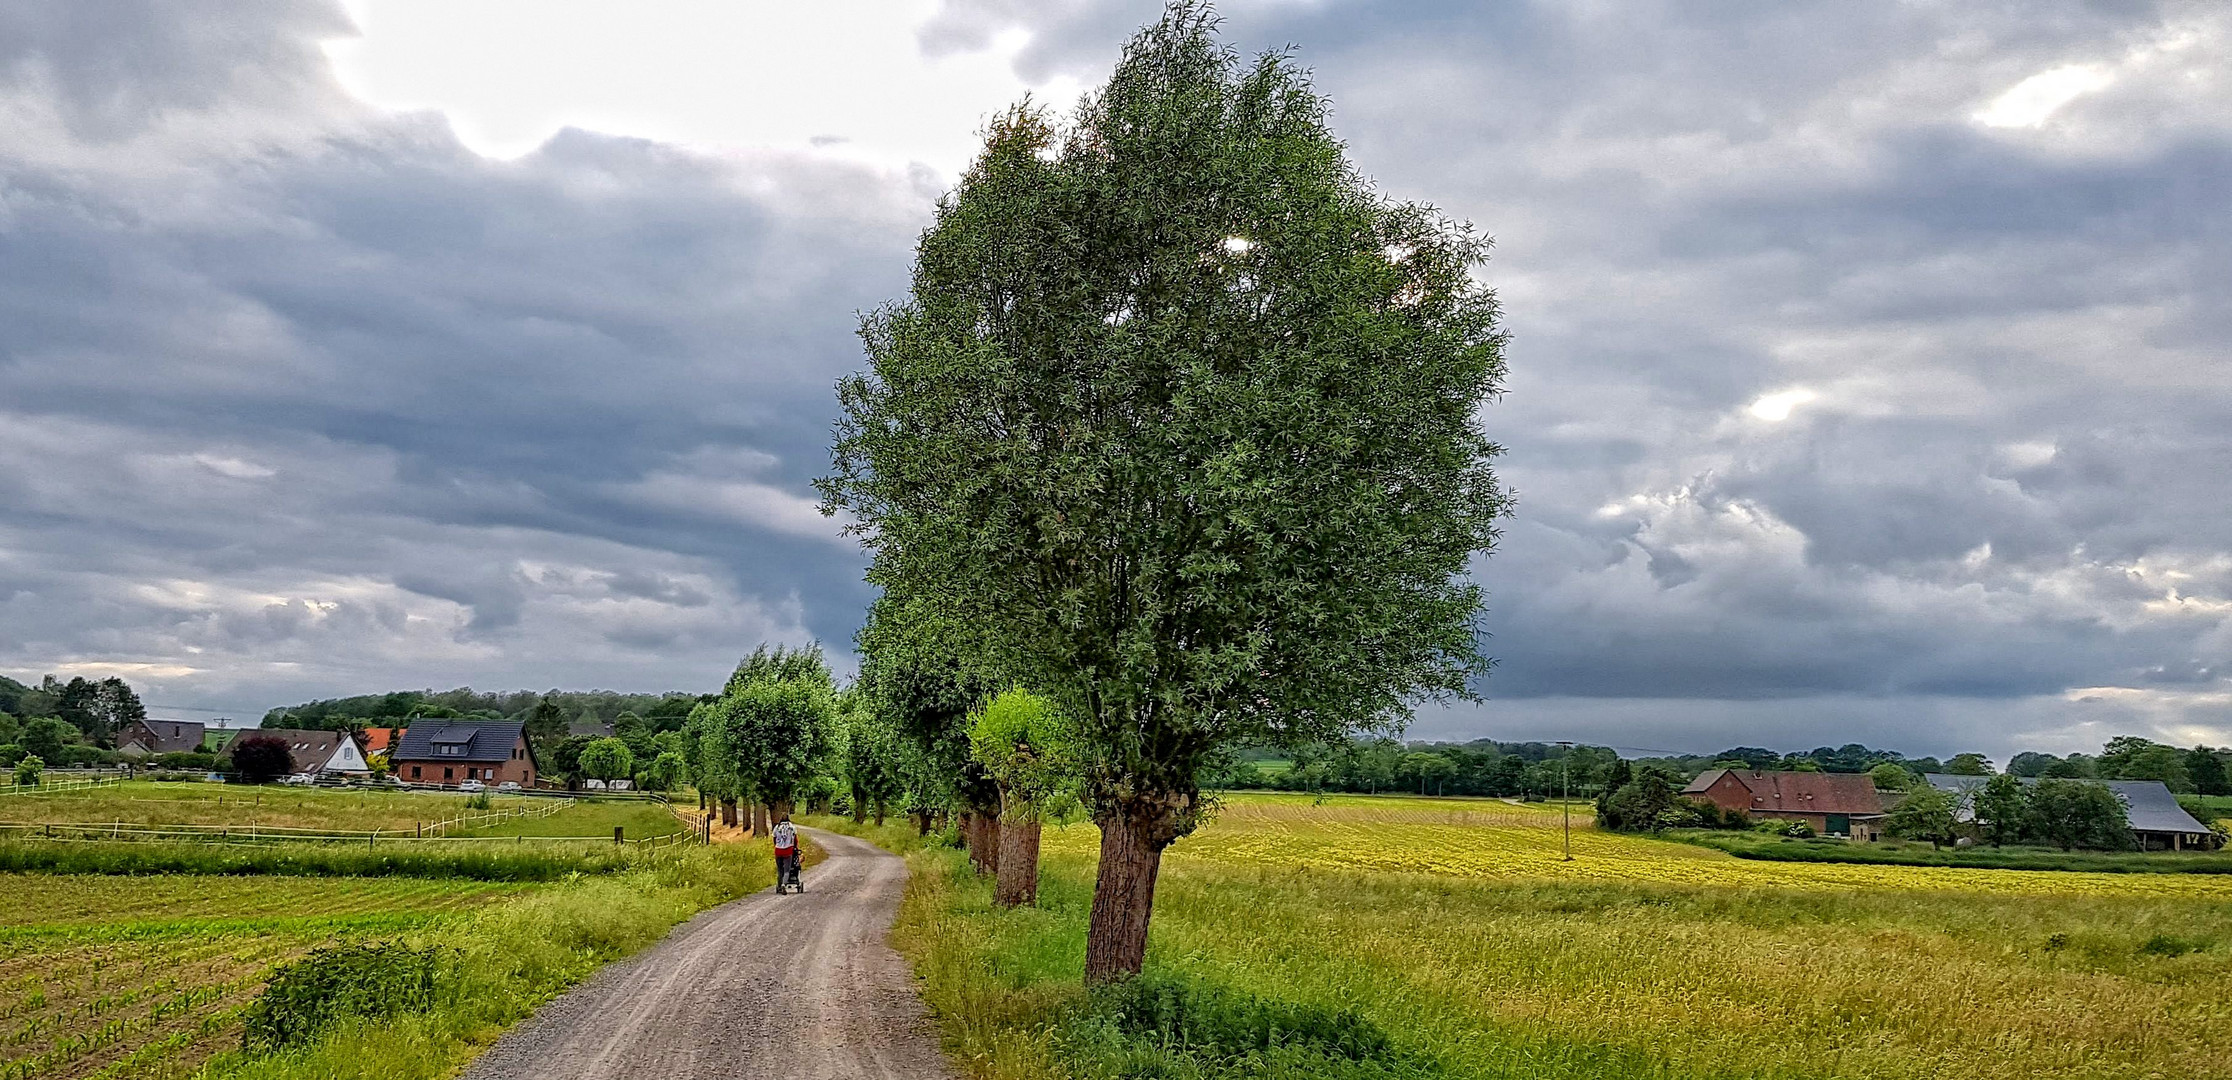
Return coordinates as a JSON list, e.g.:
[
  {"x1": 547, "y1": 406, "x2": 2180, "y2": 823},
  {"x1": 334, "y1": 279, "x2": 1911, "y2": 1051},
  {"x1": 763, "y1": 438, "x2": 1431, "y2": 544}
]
[
  {"x1": 1746, "y1": 388, "x2": 1817, "y2": 423},
  {"x1": 324, "y1": 0, "x2": 1084, "y2": 174},
  {"x1": 1974, "y1": 63, "x2": 2115, "y2": 128}
]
